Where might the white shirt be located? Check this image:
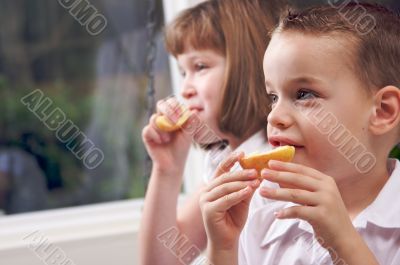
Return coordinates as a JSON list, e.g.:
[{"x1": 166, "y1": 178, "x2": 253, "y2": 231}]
[{"x1": 239, "y1": 159, "x2": 400, "y2": 265}]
